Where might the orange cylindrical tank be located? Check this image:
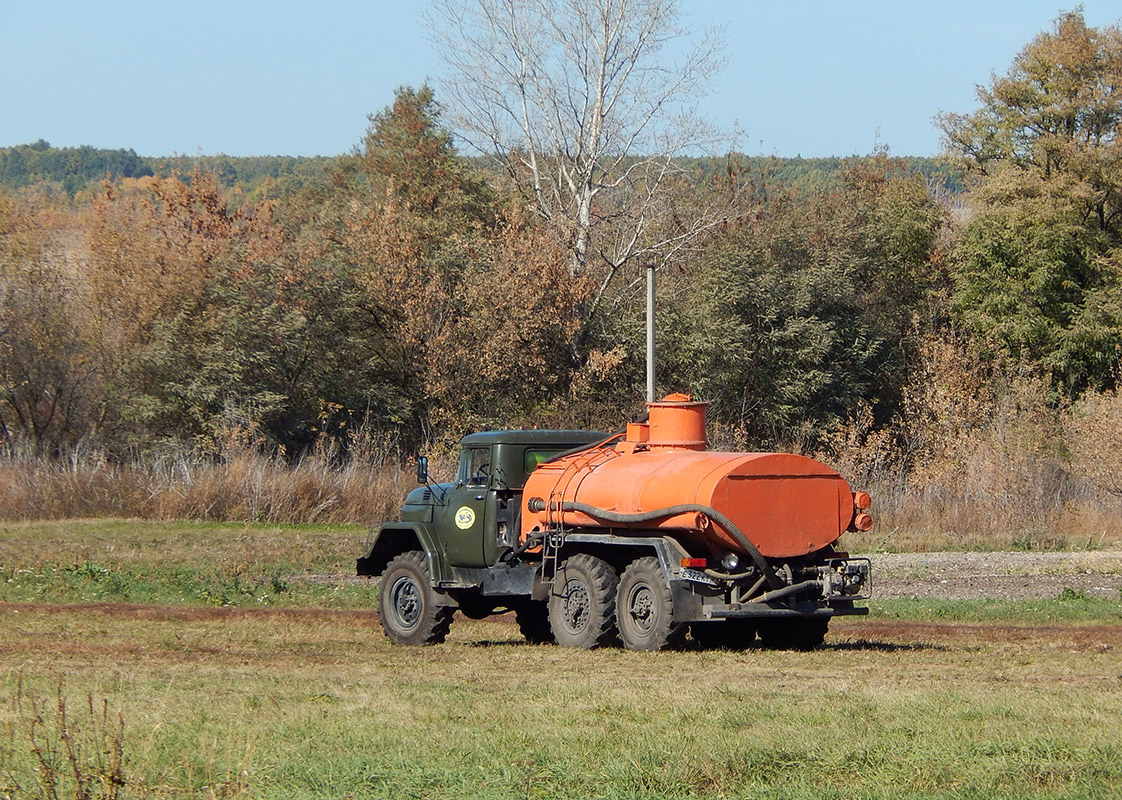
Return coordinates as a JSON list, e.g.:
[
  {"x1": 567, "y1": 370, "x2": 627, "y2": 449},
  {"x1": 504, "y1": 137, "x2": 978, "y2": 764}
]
[{"x1": 520, "y1": 395, "x2": 857, "y2": 559}]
